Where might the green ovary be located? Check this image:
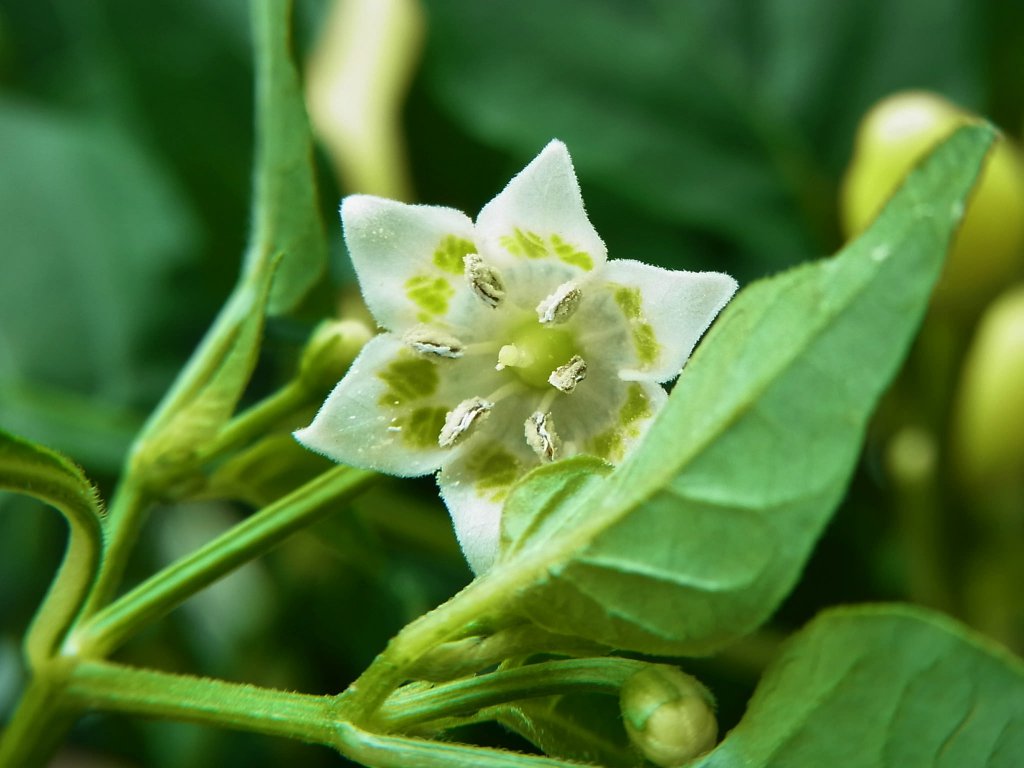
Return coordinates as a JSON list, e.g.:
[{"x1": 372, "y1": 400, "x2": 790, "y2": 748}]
[{"x1": 500, "y1": 324, "x2": 579, "y2": 389}]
